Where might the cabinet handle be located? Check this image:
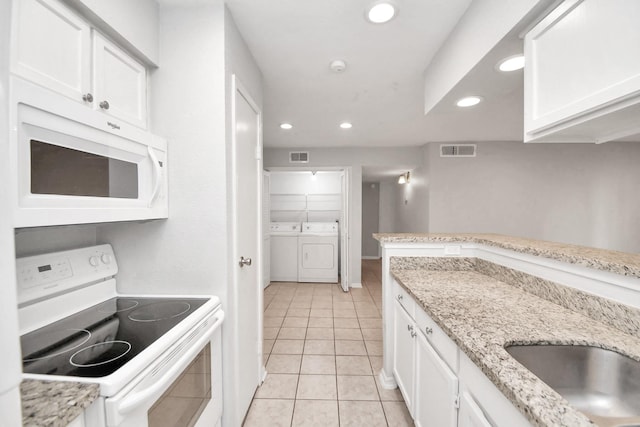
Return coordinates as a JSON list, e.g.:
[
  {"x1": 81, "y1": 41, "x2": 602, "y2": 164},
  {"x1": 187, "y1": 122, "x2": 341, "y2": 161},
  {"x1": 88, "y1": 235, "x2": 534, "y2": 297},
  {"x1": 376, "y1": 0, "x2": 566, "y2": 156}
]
[
  {"x1": 425, "y1": 326, "x2": 433, "y2": 335},
  {"x1": 397, "y1": 294, "x2": 403, "y2": 301},
  {"x1": 82, "y1": 93, "x2": 93, "y2": 103},
  {"x1": 100, "y1": 100, "x2": 110, "y2": 110},
  {"x1": 411, "y1": 330, "x2": 417, "y2": 338},
  {"x1": 407, "y1": 324, "x2": 414, "y2": 332}
]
